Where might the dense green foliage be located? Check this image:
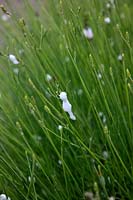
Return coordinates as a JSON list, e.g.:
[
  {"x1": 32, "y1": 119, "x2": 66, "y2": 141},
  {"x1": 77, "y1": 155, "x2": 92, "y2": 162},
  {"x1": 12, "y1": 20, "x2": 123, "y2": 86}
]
[{"x1": 0, "y1": 0, "x2": 133, "y2": 199}]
